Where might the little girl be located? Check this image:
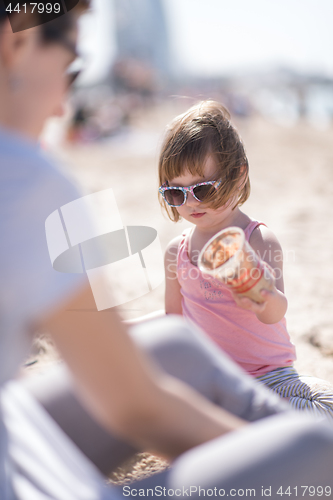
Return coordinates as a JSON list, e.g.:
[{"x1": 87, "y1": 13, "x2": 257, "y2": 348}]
[{"x1": 158, "y1": 100, "x2": 333, "y2": 419}]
